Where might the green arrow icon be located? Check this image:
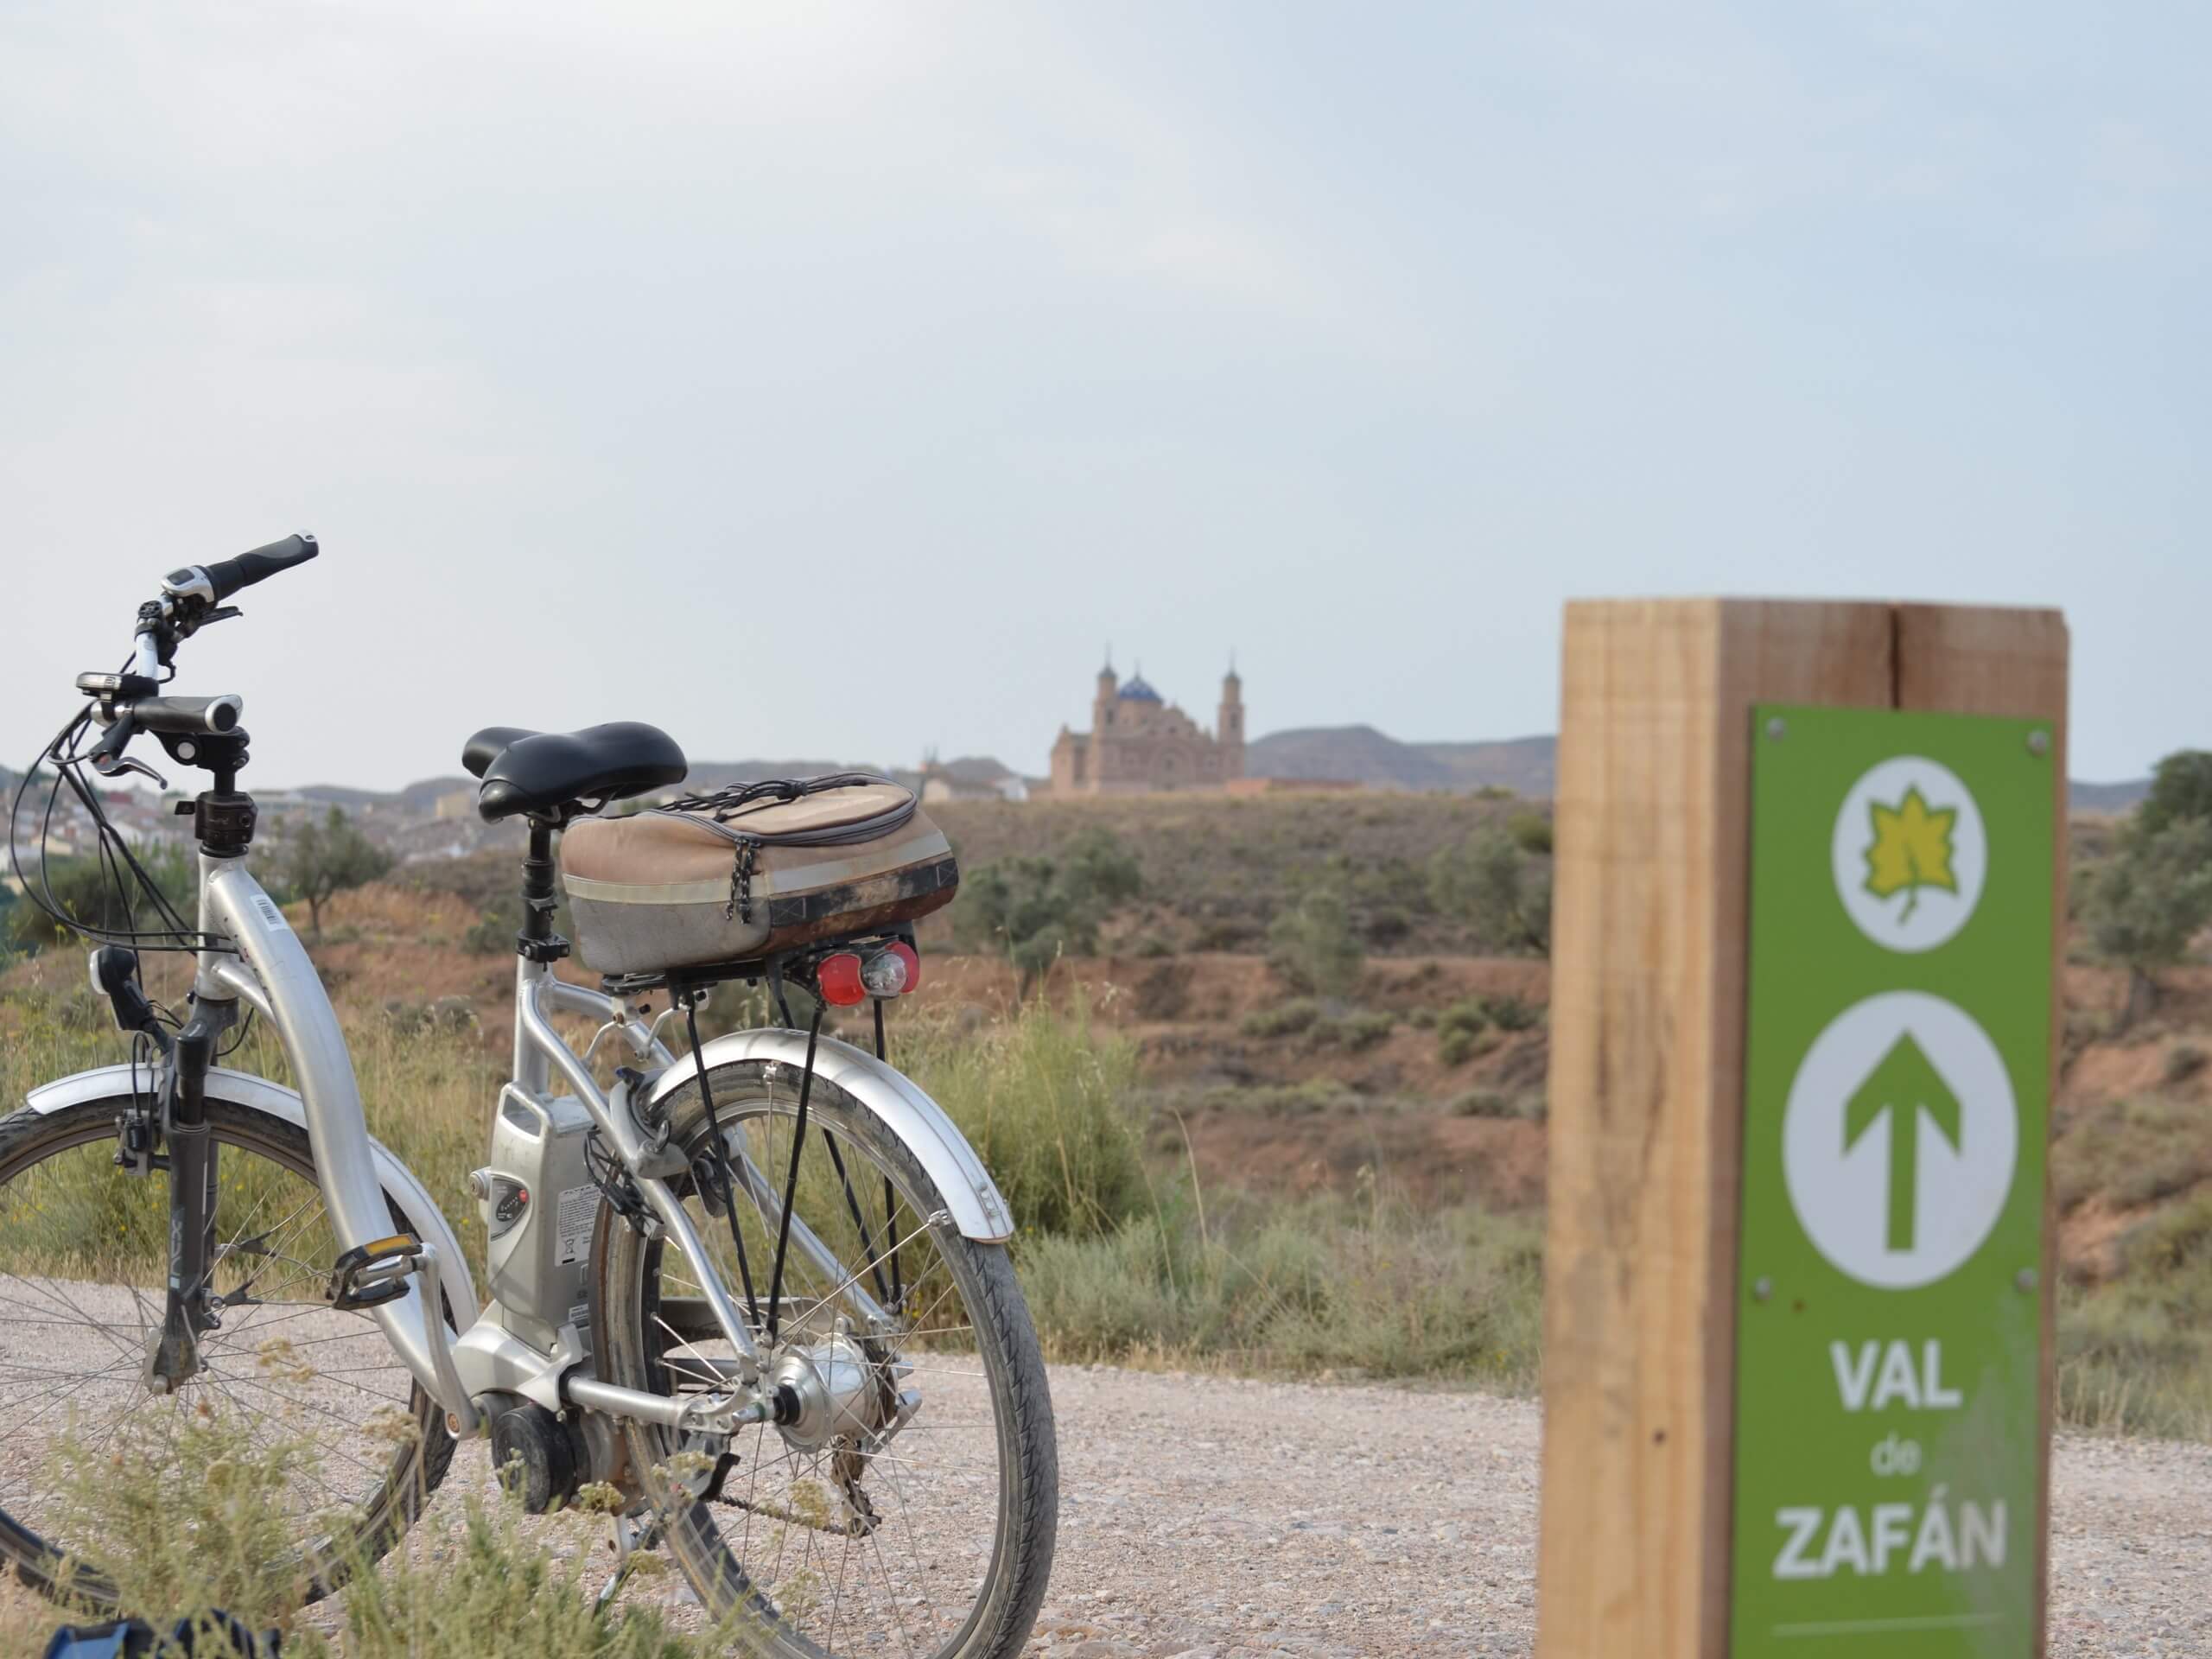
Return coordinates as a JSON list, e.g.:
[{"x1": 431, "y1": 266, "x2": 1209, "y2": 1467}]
[{"x1": 1844, "y1": 1033, "x2": 1961, "y2": 1253}]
